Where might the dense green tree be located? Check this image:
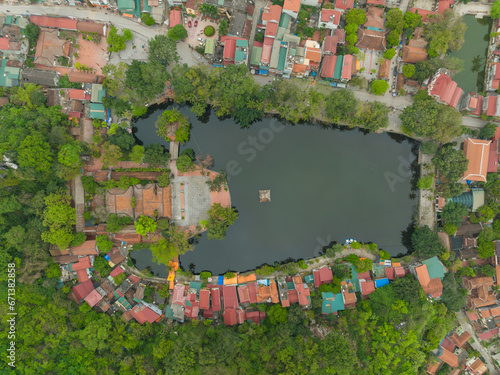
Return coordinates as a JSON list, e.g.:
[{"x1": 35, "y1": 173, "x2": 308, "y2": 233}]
[
  {"x1": 478, "y1": 227, "x2": 495, "y2": 258},
  {"x1": 129, "y1": 145, "x2": 145, "y2": 164},
  {"x1": 479, "y1": 123, "x2": 497, "y2": 139},
  {"x1": 94, "y1": 255, "x2": 112, "y2": 277},
  {"x1": 17, "y1": 132, "x2": 53, "y2": 176},
  {"x1": 492, "y1": 0, "x2": 500, "y2": 19},
  {"x1": 421, "y1": 141, "x2": 439, "y2": 155},
  {"x1": 157, "y1": 172, "x2": 171, "y2": 188},
  {"x1": 71, "y1": 232, "x2": 87, "y2": 247},
  {"x1": 325, "y1": 89, "x2": 358, "y2": 122},
  {"x1": 218, "y1": 19, "x2": 229, "y2": 36},
  {"x1": 370, "y1": 80, "x2": 389, "y2": 95},
  {"x1": 206, "y1": 203, "x2": 238, "y2": 240},
  {"x1": 45, "y1": 262, "x2": 62, "y2": 279},
  {"x1": 108, "y1": 127, "x2": 136, "y2": 152},
  {"x1": 150, "y1": 238, "x2": 177, "y2": 266},
  {"x1": 441, "y1": 202, "x2": 468, "y2": 227},
  {"x1": 144, "y1": 143, "x2": 170, "y2": 167},
  {"x1": 402, "y1": 64, "x2": 416, "y2": 78},
  {"x1": 165, "y1": 224, "x2": 193, "y2": 254},
  {"x1": 355, "y1": 101, "x2": 390, "y2": 132},
  {"x1": 386, "y1": 9, "x2": 404, "y2": 32},
  {"x1": 470, "y1": 205, "x2": 495, "y2": 224},
  {"x1": 135, "y1": 215, "x2": 157, "y2": 236},
  {"x1": 255, "y1": 31, "x2": 264, "y2": 42},
  {"x1": 267, "y1": 304, "x2": 288, "y2": 324},
  {"x1": 156, "y1": 108, "x2": 190, "y2": 143},
  {"x1": 24, "y1": 22, "x2": 40, "y2": 46},
  {"x1": 148, "y1": 34, "x2": 179, "y2": 66},
  {"x1": 57, "y1": 142, "x2": 83, "y2": 169},
  {"x1": 176, "y1": 154, "x2": 195, "y2": 173},
  {"x1": 345, "y1": 8, "x2": 367, "y2": 25},
  {"x1": 425, "y1": 10, "x2": 466, "y2": 57},
  {"x1": 96, "y1": 234, "x2": 113, "y2": 253},
  {"x1": 383, "y1": 48, "x2": 396, "y2": 60},
  {"x1": 441, "y1": 272, "x2": 466, "y2": 311},
  {"x1": 168, "y1": 24, "x2": 188, "y2": 41},
  {"x1": 413, "y1": 56, "x2": 463, "y2": 83},
  {"x1": 387, "y1": 30, "x2": 400, "y2": 46},
  {"x1": 106, "y1": 26, "x2": 133, "y2": 53},
  {"x1": 432, "y1": 145, "x2": 469, "y2": 182},
  {"x1": 482, "y1": 264, "x2": 496, "y2": 277},
  {"x1": 13, "y1": 83, "x2": 46, "y2": 108},
  {"x1": 106, "y1": 214, "x2": 132, "y2": 233},
  {"x1": 101, "y1": 141, "x2": 123, "y2": 168},
  {"x1": 411, "y1": 225, "x2": 443, "y2": 257},
  {"x1": 41, "y1": 193, "x2": 76, "y2": 250},
  {"x1": 404, "y1": 11, "x2": 422, "y2": 29},
  {"x1": 141, "y1": 13, "x2": 155, "y2": 26}
]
